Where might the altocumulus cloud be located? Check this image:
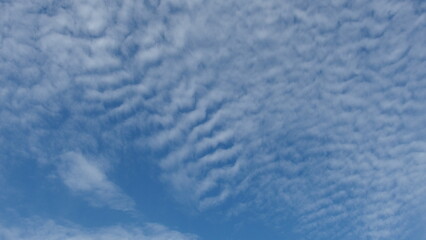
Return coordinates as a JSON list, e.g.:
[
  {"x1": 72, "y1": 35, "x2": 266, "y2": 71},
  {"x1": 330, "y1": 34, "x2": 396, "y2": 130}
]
[{"x1": 0, "y1": 0, "x2": 426, "y2": 240}]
